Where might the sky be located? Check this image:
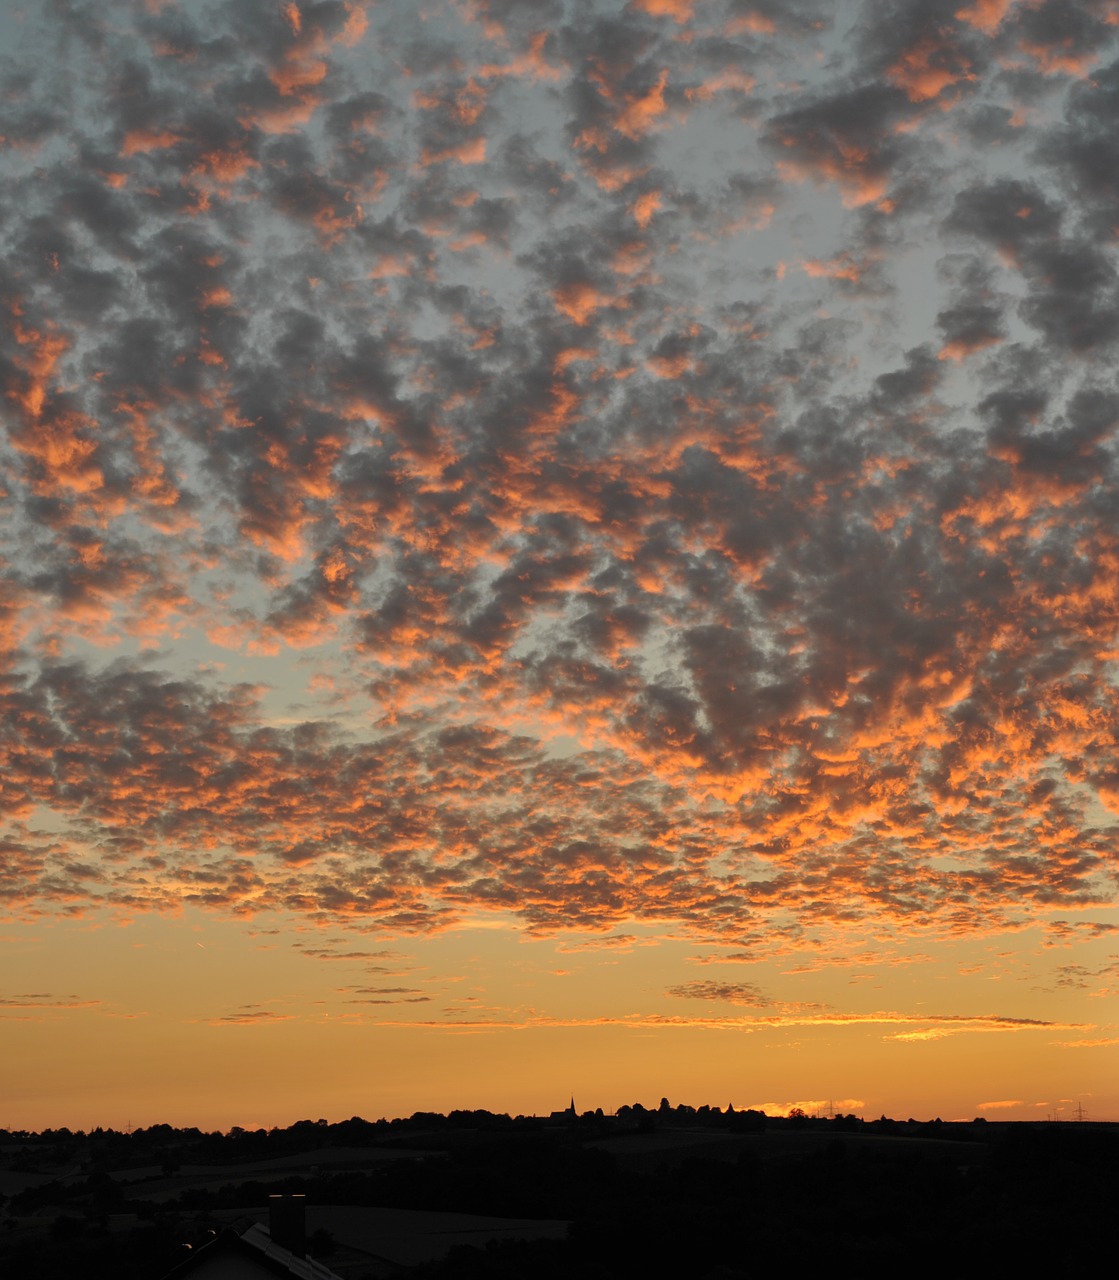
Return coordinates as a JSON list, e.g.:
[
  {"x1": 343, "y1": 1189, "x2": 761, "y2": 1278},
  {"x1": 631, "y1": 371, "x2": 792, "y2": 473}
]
[{"x1": 2, "y1": 0, "x2": 1118, "y2": 1133}]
